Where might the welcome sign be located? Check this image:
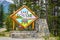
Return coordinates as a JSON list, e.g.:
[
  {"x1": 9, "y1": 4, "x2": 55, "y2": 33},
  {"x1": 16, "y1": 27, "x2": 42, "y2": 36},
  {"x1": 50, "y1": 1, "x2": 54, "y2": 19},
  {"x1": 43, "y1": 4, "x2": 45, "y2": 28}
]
[{"x1": 10, "y1": 5, "x2": 38, "y2": 28}]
